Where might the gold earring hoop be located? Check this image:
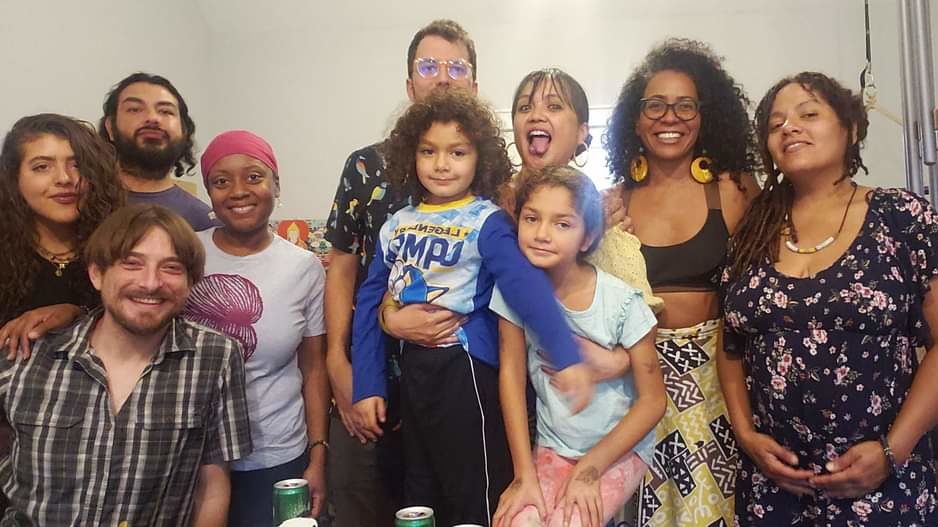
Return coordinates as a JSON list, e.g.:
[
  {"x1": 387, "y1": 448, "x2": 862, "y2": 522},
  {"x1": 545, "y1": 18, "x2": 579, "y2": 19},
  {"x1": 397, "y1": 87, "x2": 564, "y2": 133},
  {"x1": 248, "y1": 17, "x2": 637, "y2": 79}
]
[
  {"x1": 573, "y1": 144, "x2": 589, "y2": 168},
  {"x1": 690, "y1": 156, "x2": 714, "y2": 184},
  {"x1": 630, "y1": 155, "x2": 648, "y2": 183}
]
